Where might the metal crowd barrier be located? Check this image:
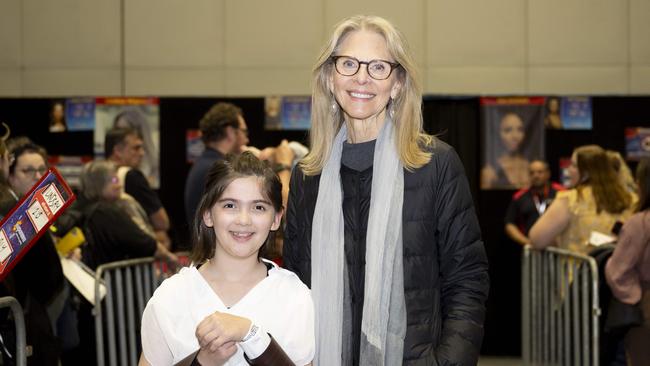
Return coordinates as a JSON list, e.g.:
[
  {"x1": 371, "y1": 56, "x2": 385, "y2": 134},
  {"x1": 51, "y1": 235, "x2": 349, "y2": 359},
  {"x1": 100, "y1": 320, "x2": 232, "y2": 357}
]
[
  {"x1": 93, "y1": 254, "x2": 189, "y2": 366},
  {"x1": 522, "y1": 246, "x2": 601, "y2": 366},
  {"x1": 0, "y1": 296, "x2": 26, "y2": 366}
]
